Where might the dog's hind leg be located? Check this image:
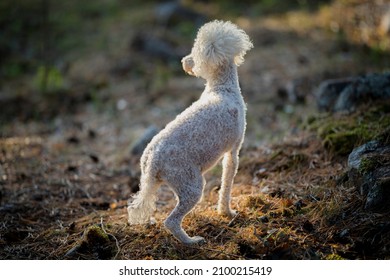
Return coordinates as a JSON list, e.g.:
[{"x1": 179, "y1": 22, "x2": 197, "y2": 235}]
[
  {"x1": 218, "y1": 147, "x2": 240, "y2": 218},
  {"x1": 164, "y1": 169, "x2": 205, "y2": 245}
]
